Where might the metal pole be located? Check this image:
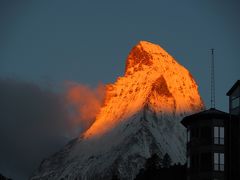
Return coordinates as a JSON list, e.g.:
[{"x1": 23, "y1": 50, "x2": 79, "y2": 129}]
[{"x1": 210, "y1": 48, "x2": 215, "y2": 108}]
